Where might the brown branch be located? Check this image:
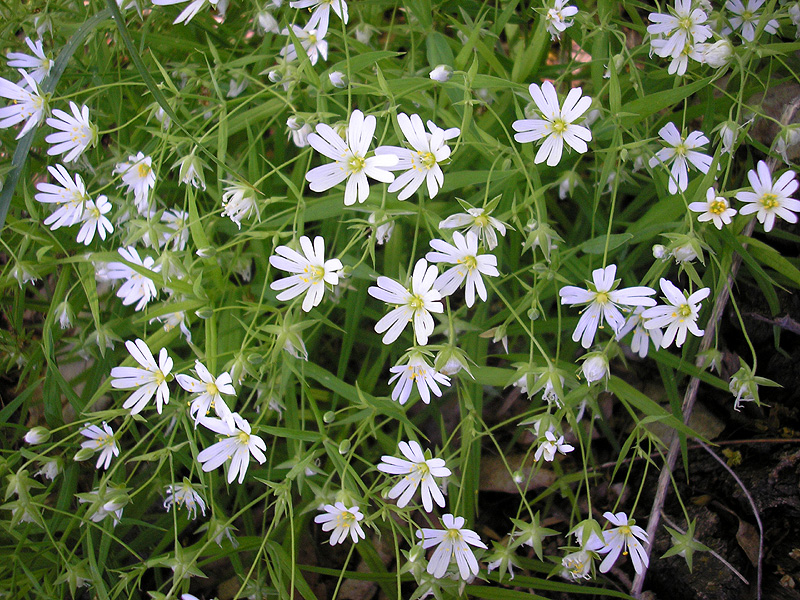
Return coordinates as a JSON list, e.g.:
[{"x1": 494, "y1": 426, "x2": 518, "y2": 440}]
[{"x1": 629, "y1": 94, "x2": 800, "y2": 598}]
